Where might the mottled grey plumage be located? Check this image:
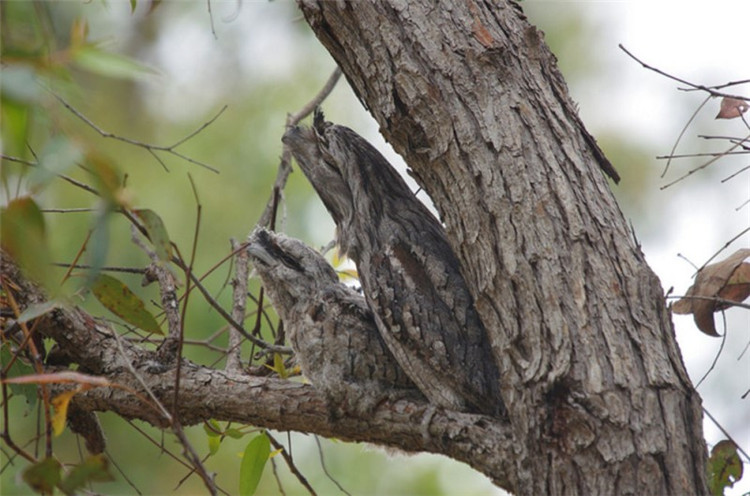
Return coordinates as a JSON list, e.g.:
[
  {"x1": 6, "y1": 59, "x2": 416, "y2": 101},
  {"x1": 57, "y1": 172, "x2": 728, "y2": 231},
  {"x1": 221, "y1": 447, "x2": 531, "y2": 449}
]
[
  {"x1": 282, "y1": 111, "x2": 504, "y2": 416},
  {"x1": 246, "y1": 228, "x2": 421, "y2": 416}
]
